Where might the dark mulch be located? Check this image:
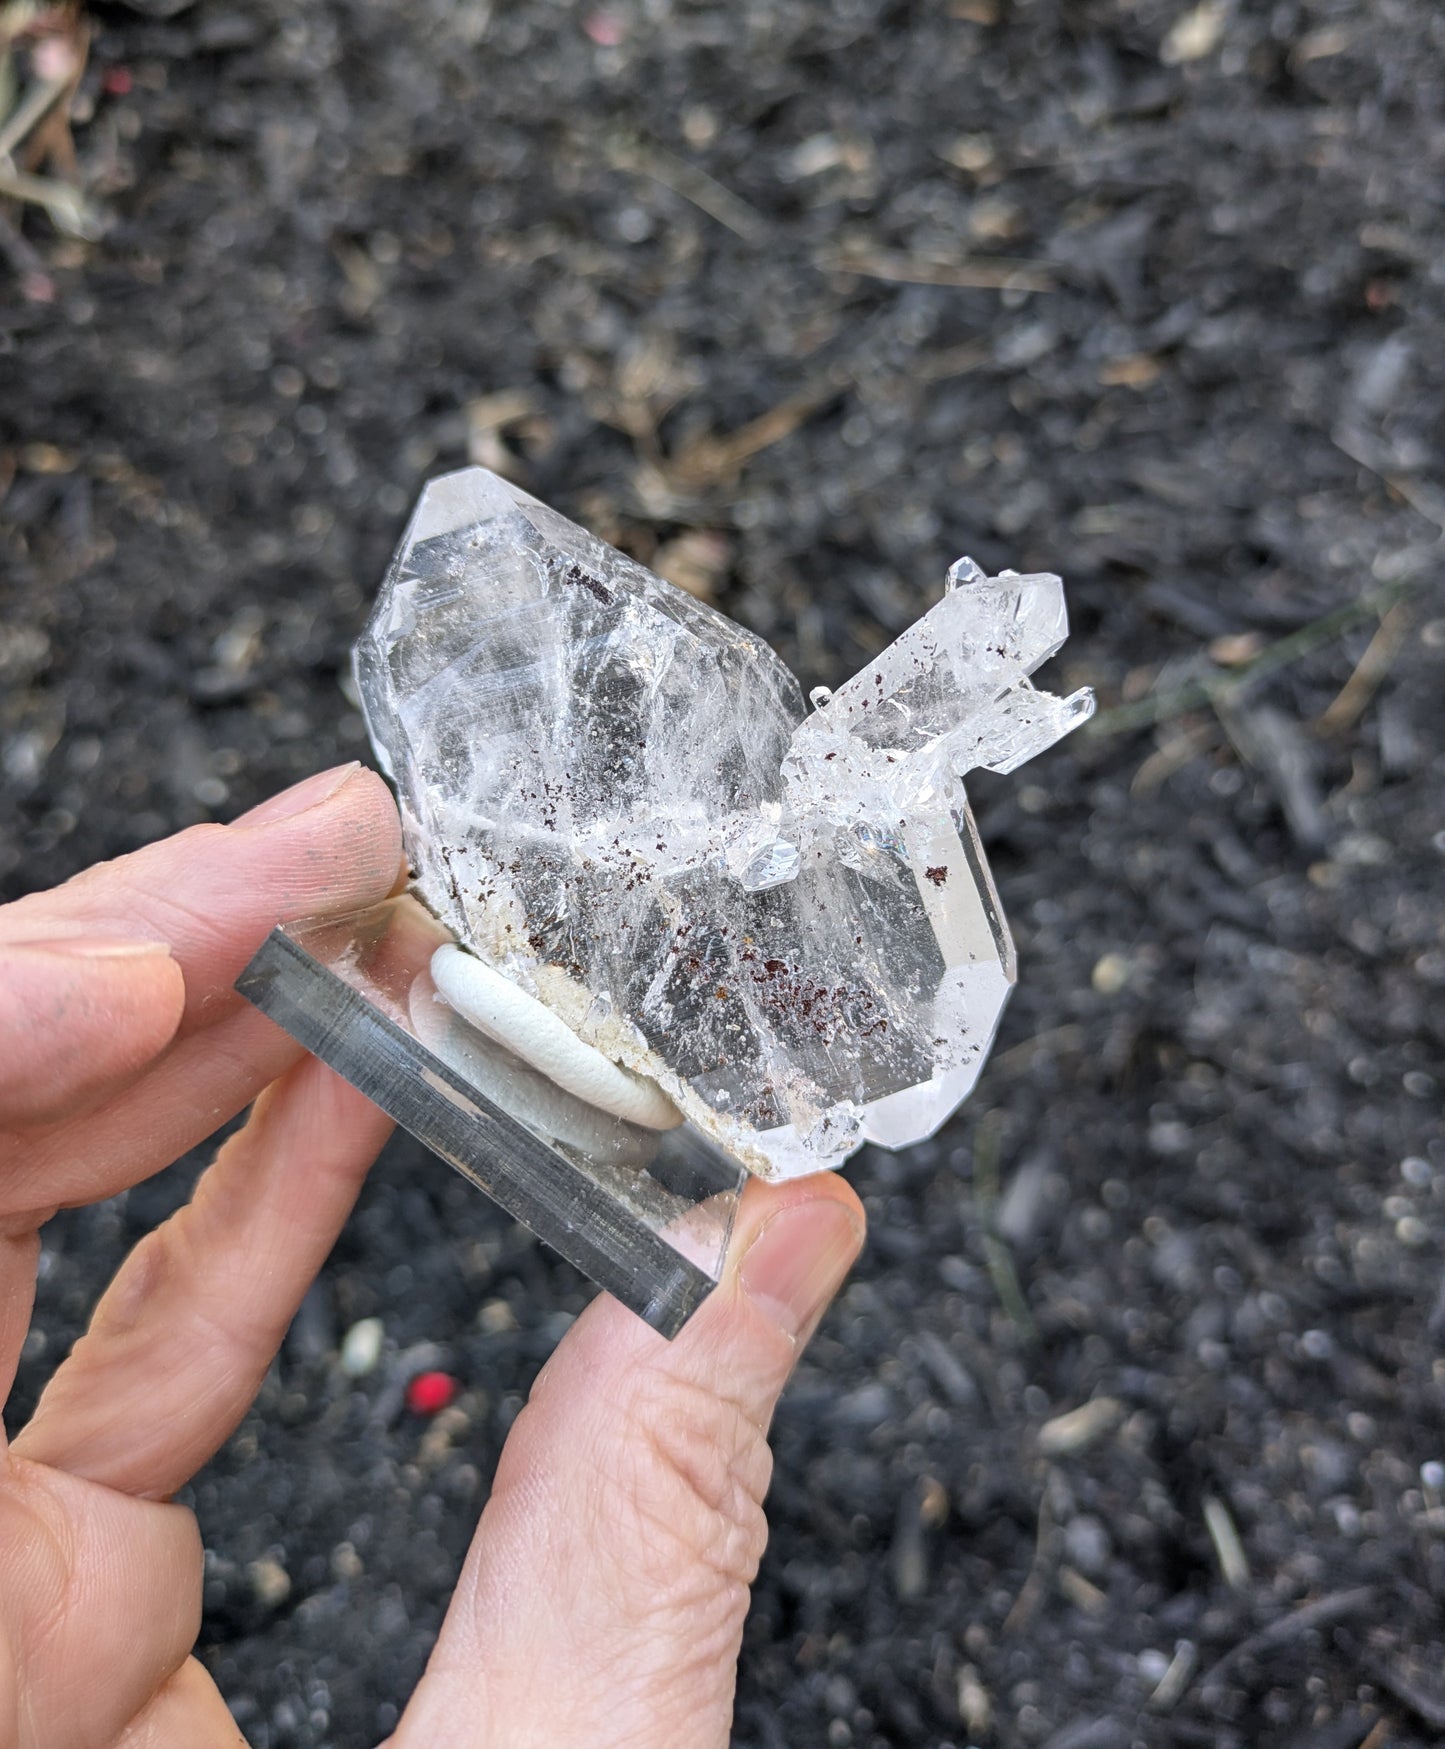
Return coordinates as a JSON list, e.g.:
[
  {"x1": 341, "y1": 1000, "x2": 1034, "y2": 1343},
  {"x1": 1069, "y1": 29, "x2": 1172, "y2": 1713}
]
[{"x1": 3, "y1": 0, "x2": 1443, "y2": 1743}]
